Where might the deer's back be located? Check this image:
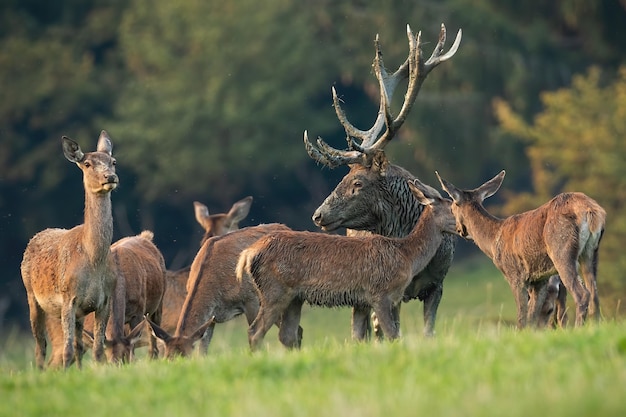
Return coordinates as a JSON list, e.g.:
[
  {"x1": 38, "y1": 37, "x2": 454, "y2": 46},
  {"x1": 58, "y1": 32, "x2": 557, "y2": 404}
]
[
  {"x1": 248, "y1": 231, "x2": 415, "y2": 306},
  {"x1": 111, "y1": 234, "x2": 166, "y2": 321},
  {"x1": 495, "y1": 192, "x2": 605, "y2": 281}
]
